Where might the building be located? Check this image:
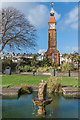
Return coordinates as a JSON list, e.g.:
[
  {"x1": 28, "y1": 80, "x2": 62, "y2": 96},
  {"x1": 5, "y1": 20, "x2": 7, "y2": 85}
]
[
  {"x1": 0, "y1": 52, "x2": 44, "y2": 62},
  {"x1": 60, "y1": 54, "x2": 72, "y2": 64},
  {"x1": 46, "y1": 3, "x2": 60, "y2": 65},
  {"x1": 36, "y1": 53, "x2": 44, "y2": 61}
]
